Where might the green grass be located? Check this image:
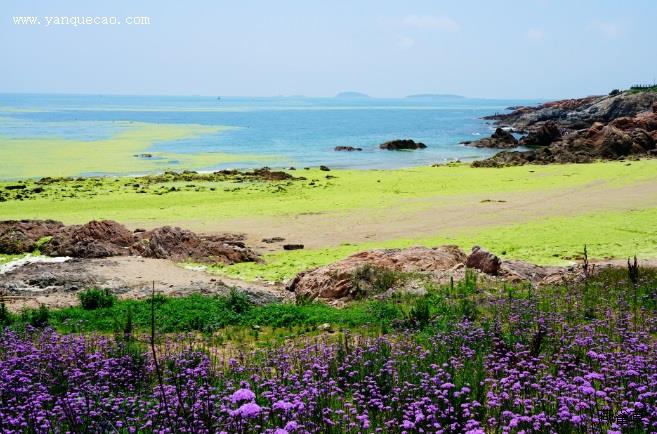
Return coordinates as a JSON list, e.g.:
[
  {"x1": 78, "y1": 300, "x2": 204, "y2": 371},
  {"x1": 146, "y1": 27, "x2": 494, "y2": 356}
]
[
  {"x1": 5, "y1": 289, "x2": 403, "y2": 335},
  {"x1": 7, "y1": 265, "x2": 657, "y2": 341}
]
